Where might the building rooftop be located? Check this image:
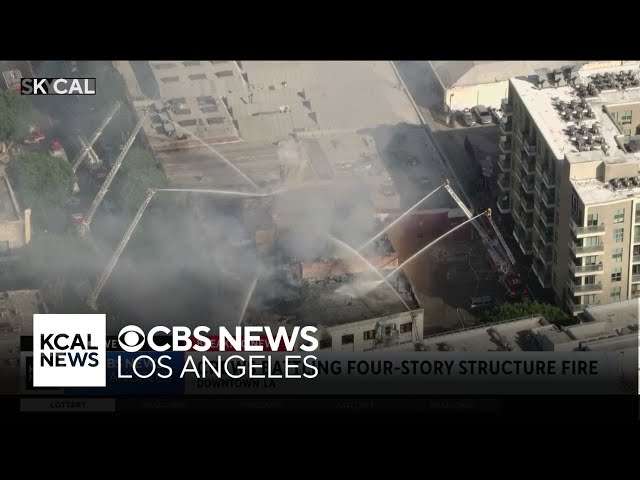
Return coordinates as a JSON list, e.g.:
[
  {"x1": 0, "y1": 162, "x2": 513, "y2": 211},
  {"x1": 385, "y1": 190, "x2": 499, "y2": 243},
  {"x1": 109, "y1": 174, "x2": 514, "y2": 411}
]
[
  {"x1": 422, "y1": 315, "x2": 549, "y2": 352},
  {"x1": 121, "y1": 61, "x2": 427, "y2": 212},
  {"x1": 431, "y1": 61, "x2": 580, "y2": 90},
  {"x1": 0, "y1": 176, "x2": 20, "y2": 222},
  {"x1": 245, "y1": 272, "x2": 417, "y2": 329},
  {"x1": 581, "y1": 298, "x2": 639, "y2": 326},
  {"x1": 511, "y1": 65, "x2": 640, "y2": 162},
  {"x1": 571, "y1": 177, "x2": 640, "y2": 206},
  {"x1": 534, "y1": 299, "x2": 638, "y2": 351}
]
